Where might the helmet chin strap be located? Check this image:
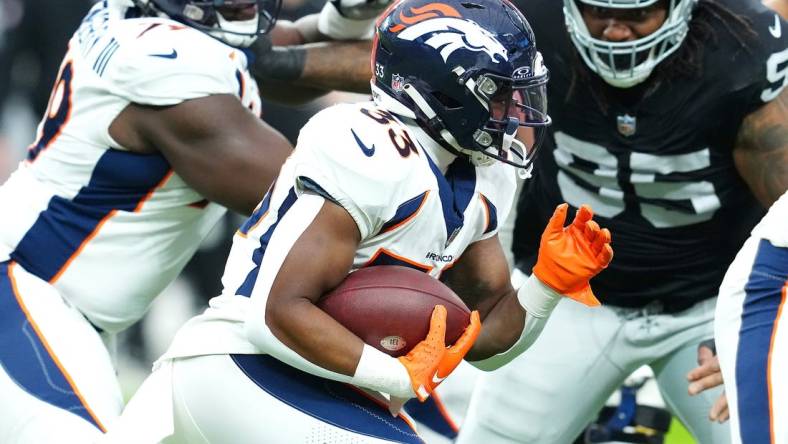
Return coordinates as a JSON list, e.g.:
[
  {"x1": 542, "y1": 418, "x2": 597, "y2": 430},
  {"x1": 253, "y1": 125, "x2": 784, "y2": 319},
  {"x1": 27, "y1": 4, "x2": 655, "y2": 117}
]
[
  {"x1": 493, "y1": 118, "x2": 532, "y2": 179},
  {"x1": 401, "y1": 84, "x2": 496, "y2": 167},
  {"x1": 376, "y1": 81, "x2": 534, "y2": 175}
]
